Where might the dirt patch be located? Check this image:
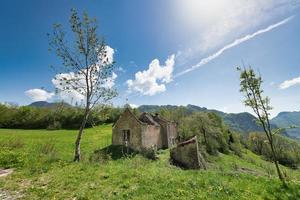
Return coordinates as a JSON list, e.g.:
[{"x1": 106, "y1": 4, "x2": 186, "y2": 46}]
[
  {"x1": 0, "y1": 189, "x2": 14, "y2": 200},
  {"x1": 0, "y1": 169, "x2": 14, "y2": 177}
]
